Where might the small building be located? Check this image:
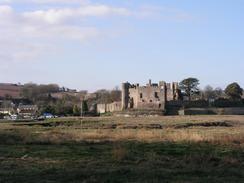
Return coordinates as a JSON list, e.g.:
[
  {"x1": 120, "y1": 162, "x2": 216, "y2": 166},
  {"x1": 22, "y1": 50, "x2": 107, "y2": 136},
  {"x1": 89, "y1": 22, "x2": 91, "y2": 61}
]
[
  {"x1": 0, "y1": 108, "x2": 14, "y2": 115},
  {"x1": 17, "y1": 105, "x2": 38, "y2": 118}
]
